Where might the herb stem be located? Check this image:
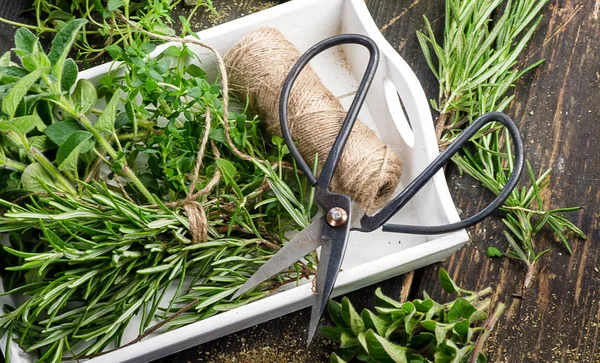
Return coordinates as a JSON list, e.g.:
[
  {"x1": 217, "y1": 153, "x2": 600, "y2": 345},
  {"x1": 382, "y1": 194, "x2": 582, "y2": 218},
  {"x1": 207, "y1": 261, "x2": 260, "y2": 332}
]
[
  {"x1": 63, "y1": 102, "x2": 155, "y2": 203},
  {"x1": 30, "y1": 148, "x2": 78, "y2": 196},
  {"x1": 468, "y1": 302, "x2": 505, "y2": 363},
  {"x1": 1, "y1": 157, "x2": 27, "y2": 172},
  {"x1": 0, "y1": 16, "x2": 54, "y2": 33}
]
